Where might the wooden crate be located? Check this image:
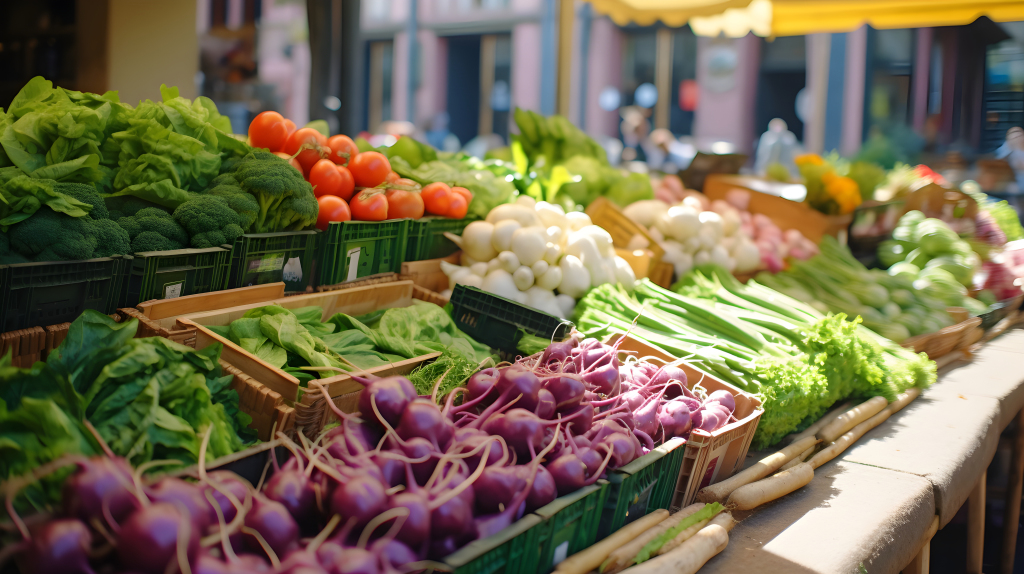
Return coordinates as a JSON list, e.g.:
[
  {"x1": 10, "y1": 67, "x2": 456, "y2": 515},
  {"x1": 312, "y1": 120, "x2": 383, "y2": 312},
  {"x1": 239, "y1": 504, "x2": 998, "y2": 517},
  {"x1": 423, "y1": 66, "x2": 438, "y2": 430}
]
[
  {"x1": 401, "y1": 253, "x2": 458, "y2": 307},
  {"x1": 174, "y1": 281, "x2": 440, "y2": 438},
  {"x1": 0, "y1": 326, "x2": 46, "y2": 367},
  {"x1": 703, "y1": 174, "x2": 852, "y2": 242},
  {"x1": 221, "y1": 361, "x2": 294, "y2": 442},
  {"x1": 607, "y1": 334, "x2": 764, "y2": 508},
  {"x1": 585, "y1": 197, "x2": 667, "y2": 281}
]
